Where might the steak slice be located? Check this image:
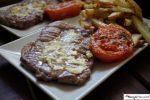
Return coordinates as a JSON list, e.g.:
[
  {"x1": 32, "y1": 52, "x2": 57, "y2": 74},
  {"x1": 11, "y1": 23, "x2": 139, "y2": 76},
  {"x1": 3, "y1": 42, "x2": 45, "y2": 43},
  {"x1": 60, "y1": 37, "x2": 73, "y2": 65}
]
[
  {"x1": 0, "y1": 0, "x2": 57, "y2": 29},
  {"x1": 21, "y1": 21, "x2": 94, "y2": 85}
]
